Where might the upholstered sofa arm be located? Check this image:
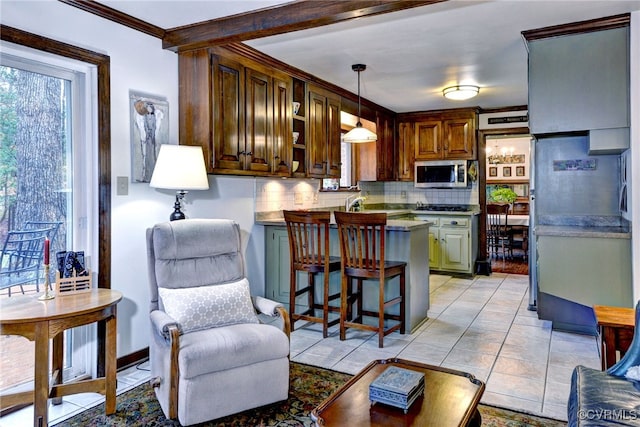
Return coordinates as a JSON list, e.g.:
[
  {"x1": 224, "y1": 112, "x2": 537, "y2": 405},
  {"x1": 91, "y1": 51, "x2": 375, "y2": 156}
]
[{"x1": 150, "y1": 310, "x2": 179, "y2": 341}]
